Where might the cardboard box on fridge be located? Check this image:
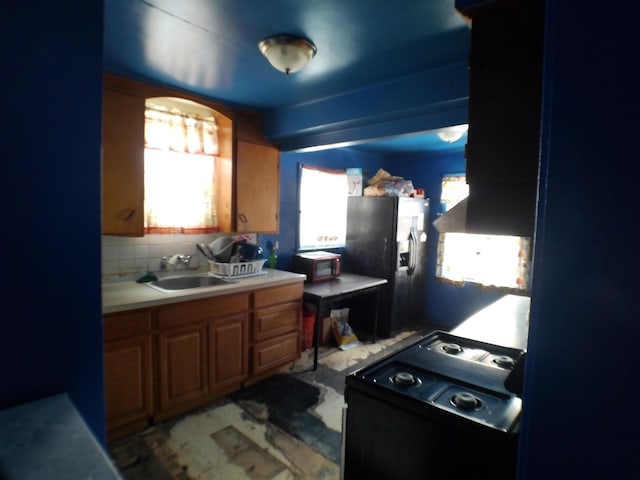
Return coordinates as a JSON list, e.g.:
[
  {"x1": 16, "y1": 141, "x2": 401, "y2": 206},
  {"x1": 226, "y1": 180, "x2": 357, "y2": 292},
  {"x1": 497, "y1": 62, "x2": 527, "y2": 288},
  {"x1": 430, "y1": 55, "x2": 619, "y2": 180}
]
[{"x1": 346, "y1": 168, "x2": 363, "y2": 196}]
